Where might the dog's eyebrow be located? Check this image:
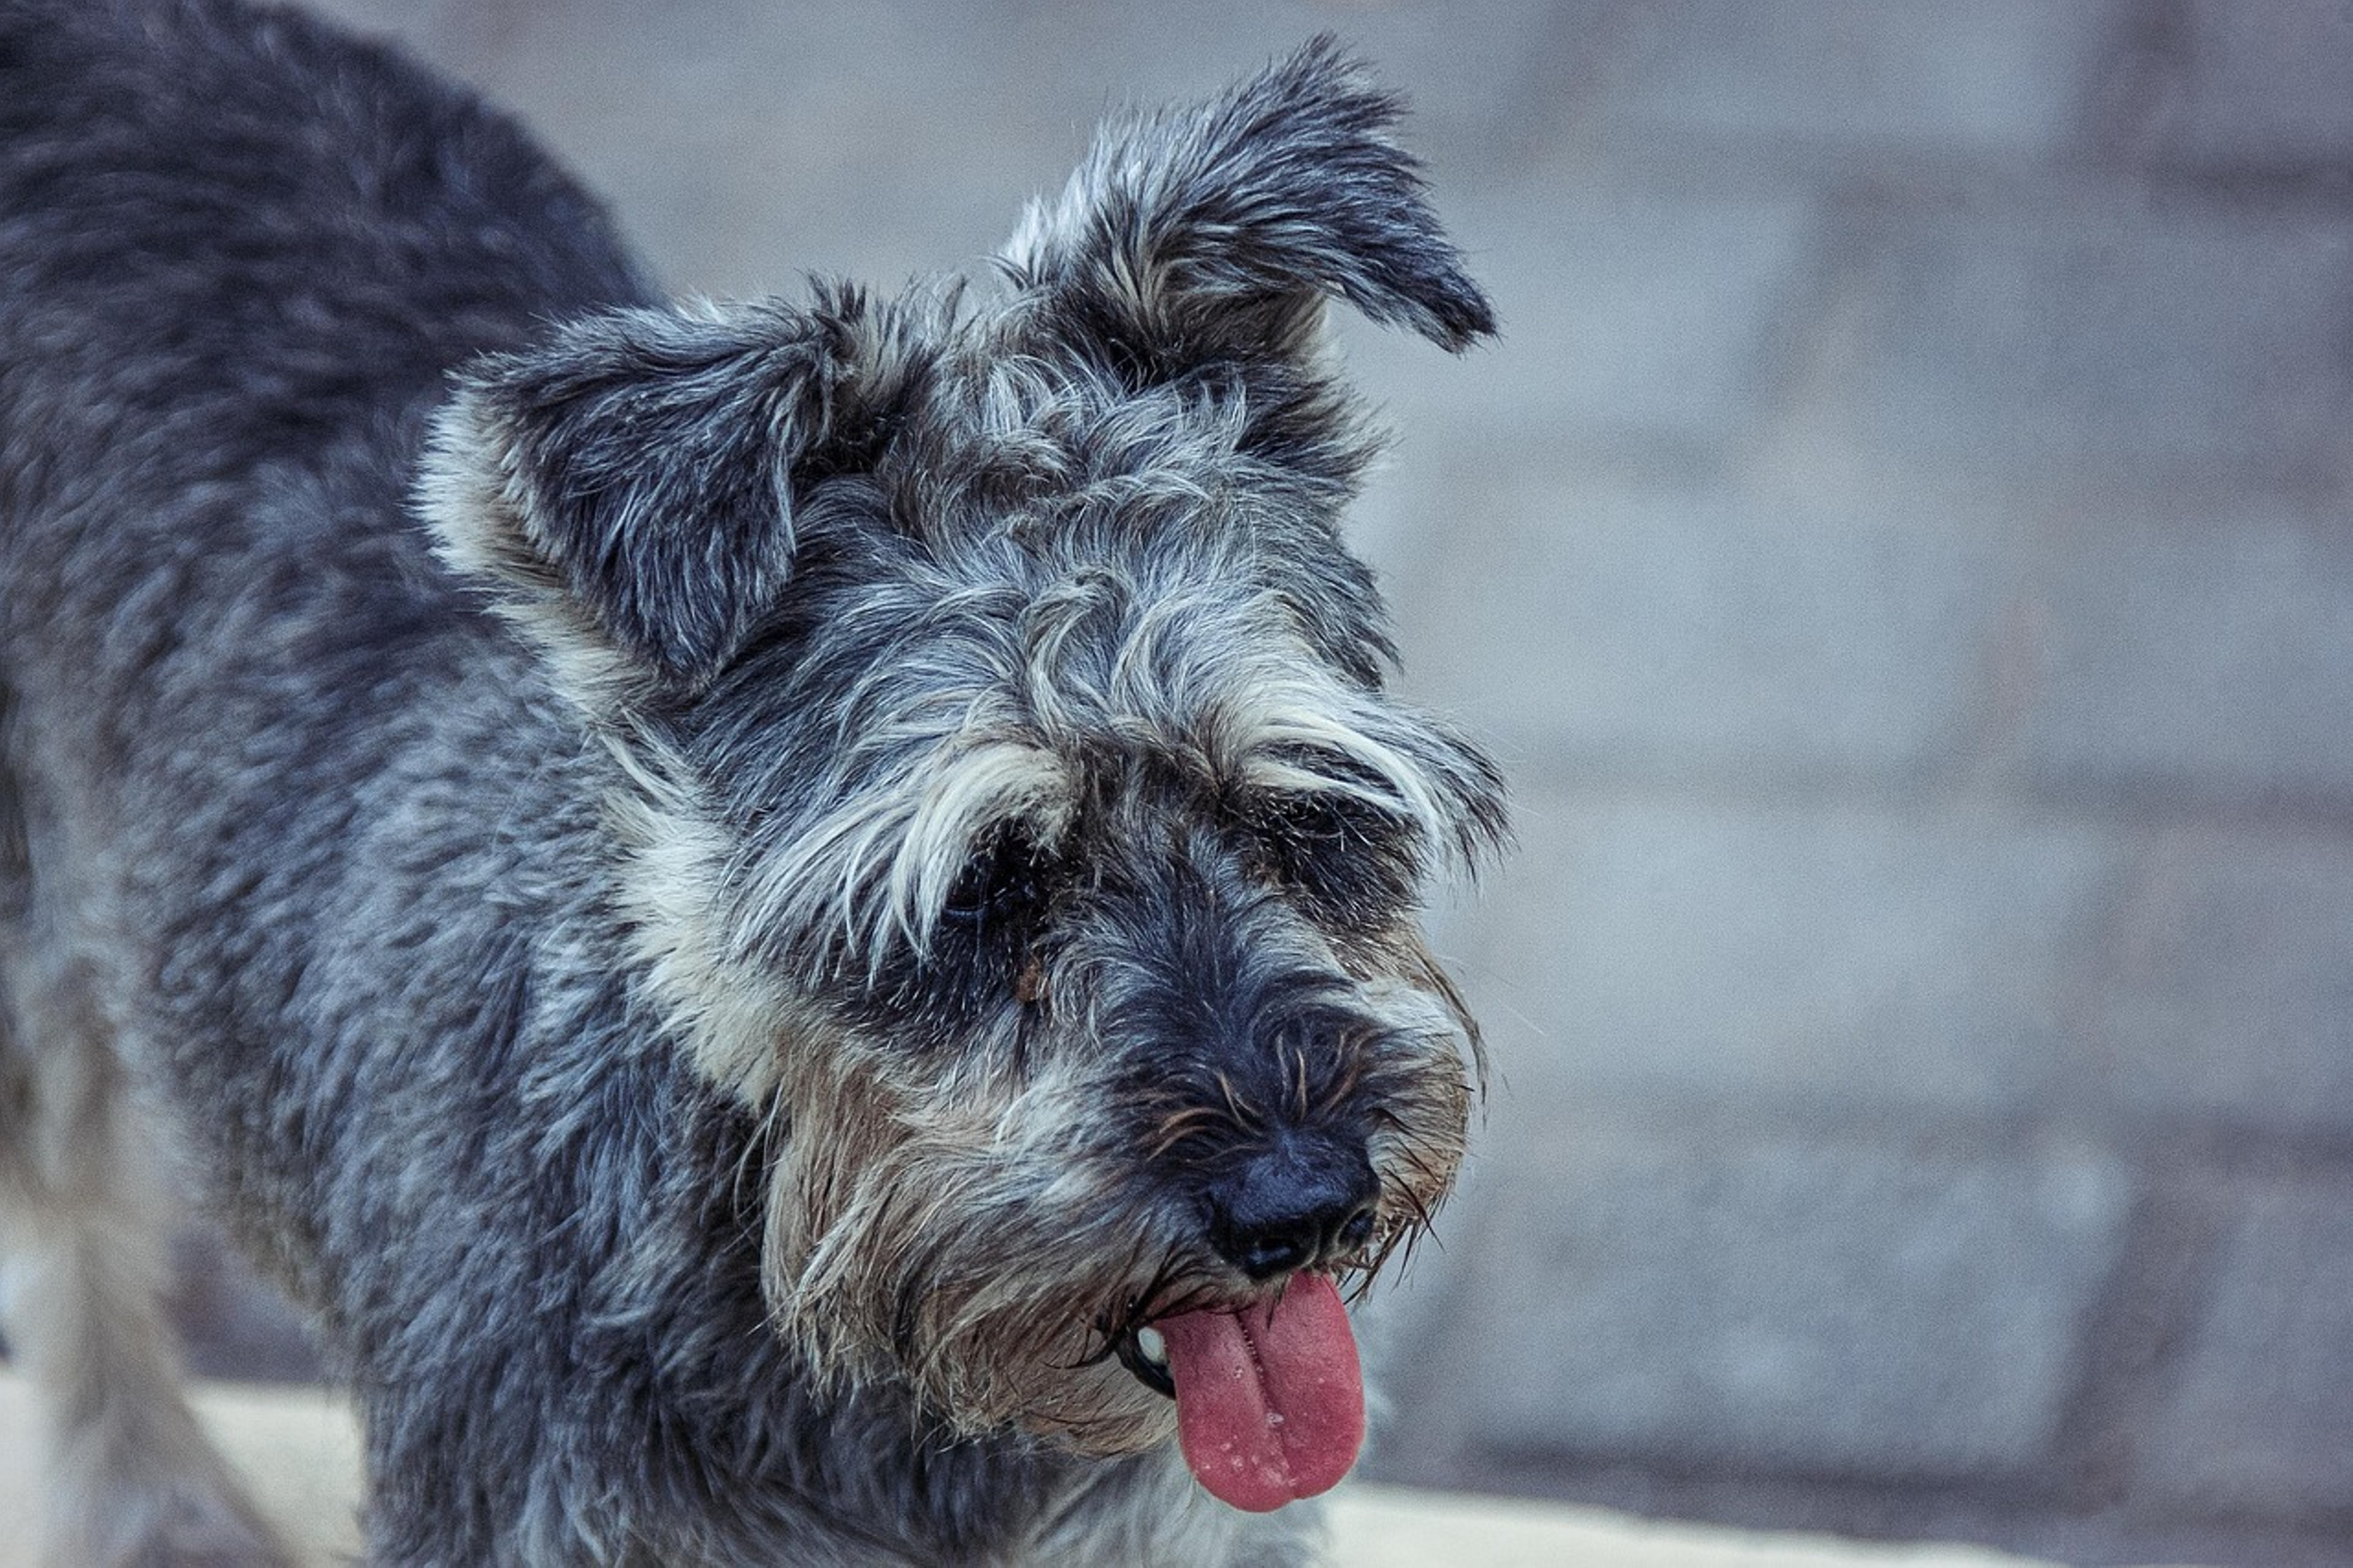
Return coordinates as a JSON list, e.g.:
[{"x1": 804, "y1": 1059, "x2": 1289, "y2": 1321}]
[
  {"x1": 1227, "y1": 689, "x2": 1441, "y2": 817},
  {"x1": 877, "y1": 738, "x2": 1072, "y2": 936},
  {"x1": 1235, "y1": 737, "x2": 1393, "y2": 797},
  {"x1": 724, "y1": 732, "x2": 1073, "y2": 971}
]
